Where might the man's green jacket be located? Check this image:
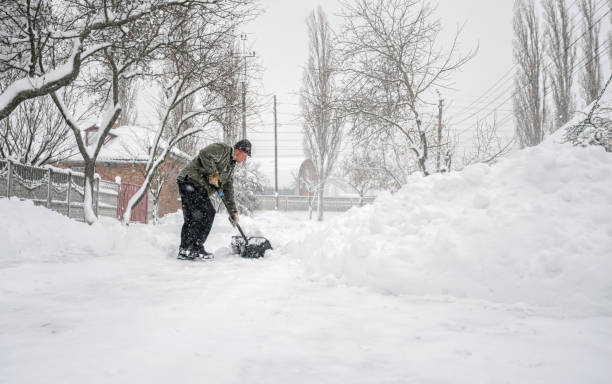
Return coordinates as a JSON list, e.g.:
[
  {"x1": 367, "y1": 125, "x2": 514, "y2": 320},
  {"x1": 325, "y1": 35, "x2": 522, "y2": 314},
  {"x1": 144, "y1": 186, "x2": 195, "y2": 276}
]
[{"x1": 178, "y1": 143, "x2": 237, "y2": 213}]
